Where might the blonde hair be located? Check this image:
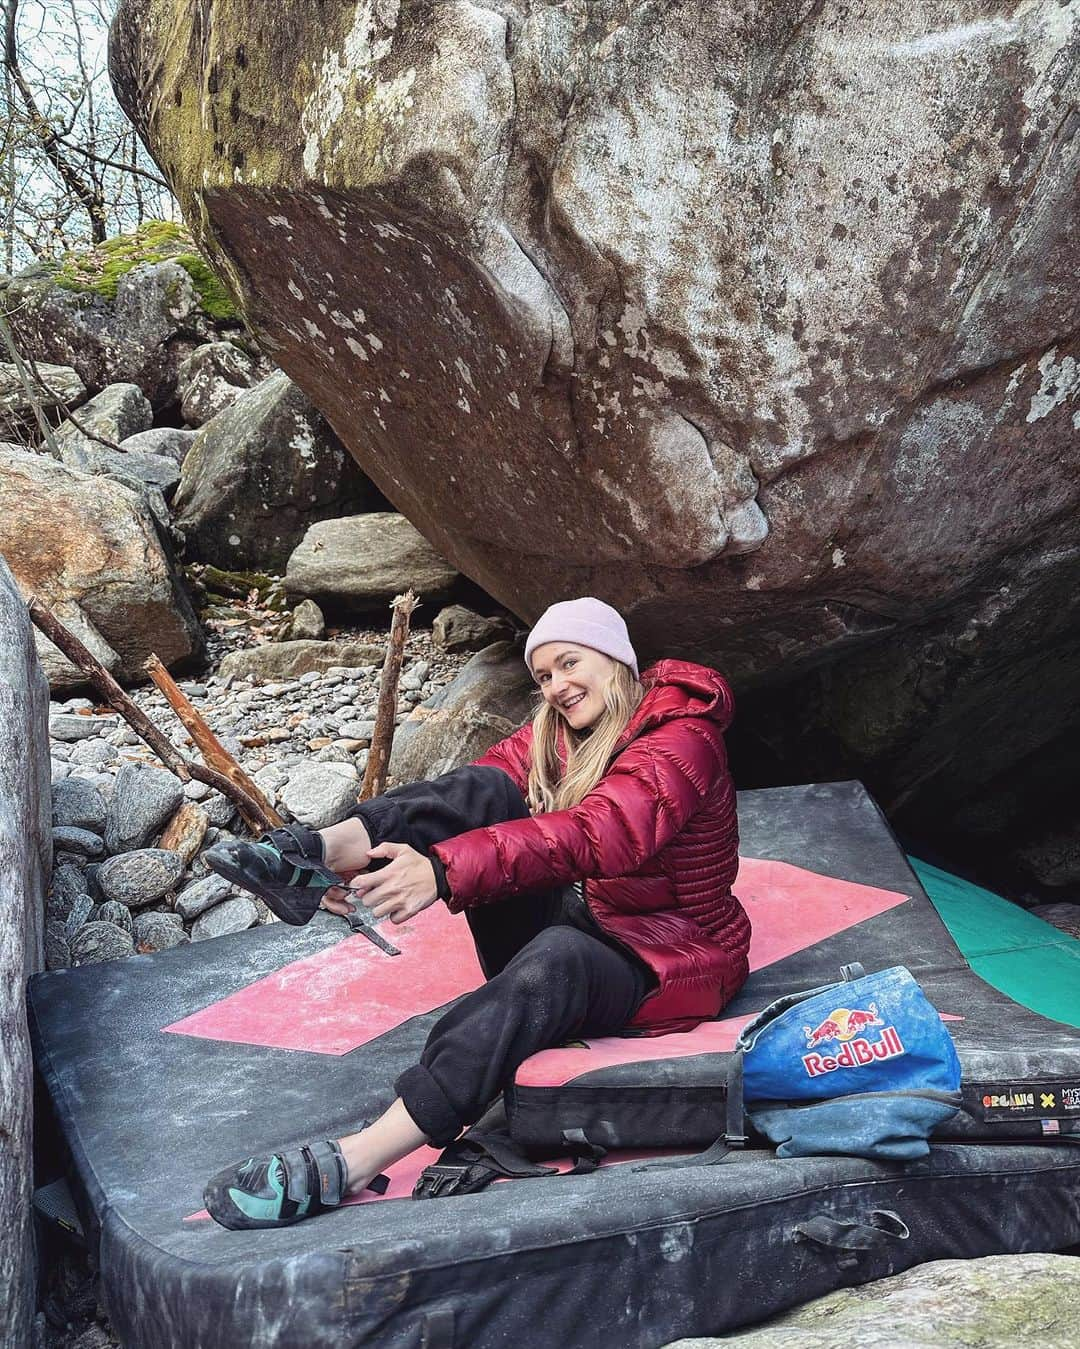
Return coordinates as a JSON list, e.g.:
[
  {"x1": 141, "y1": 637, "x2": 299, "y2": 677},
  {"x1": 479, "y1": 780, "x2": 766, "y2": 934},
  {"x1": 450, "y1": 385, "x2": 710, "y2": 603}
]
[{"x1": 527, "y1": 662, "x2": 645, "y2": 813}]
